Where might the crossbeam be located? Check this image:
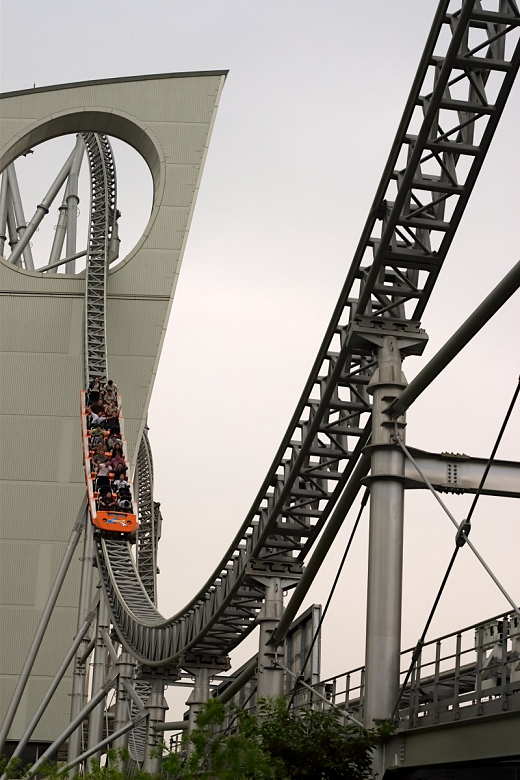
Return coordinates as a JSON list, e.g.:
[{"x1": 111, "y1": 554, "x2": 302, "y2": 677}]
[{"x1": 404, "y1": 449, "x2": 520, "y2": 498}]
